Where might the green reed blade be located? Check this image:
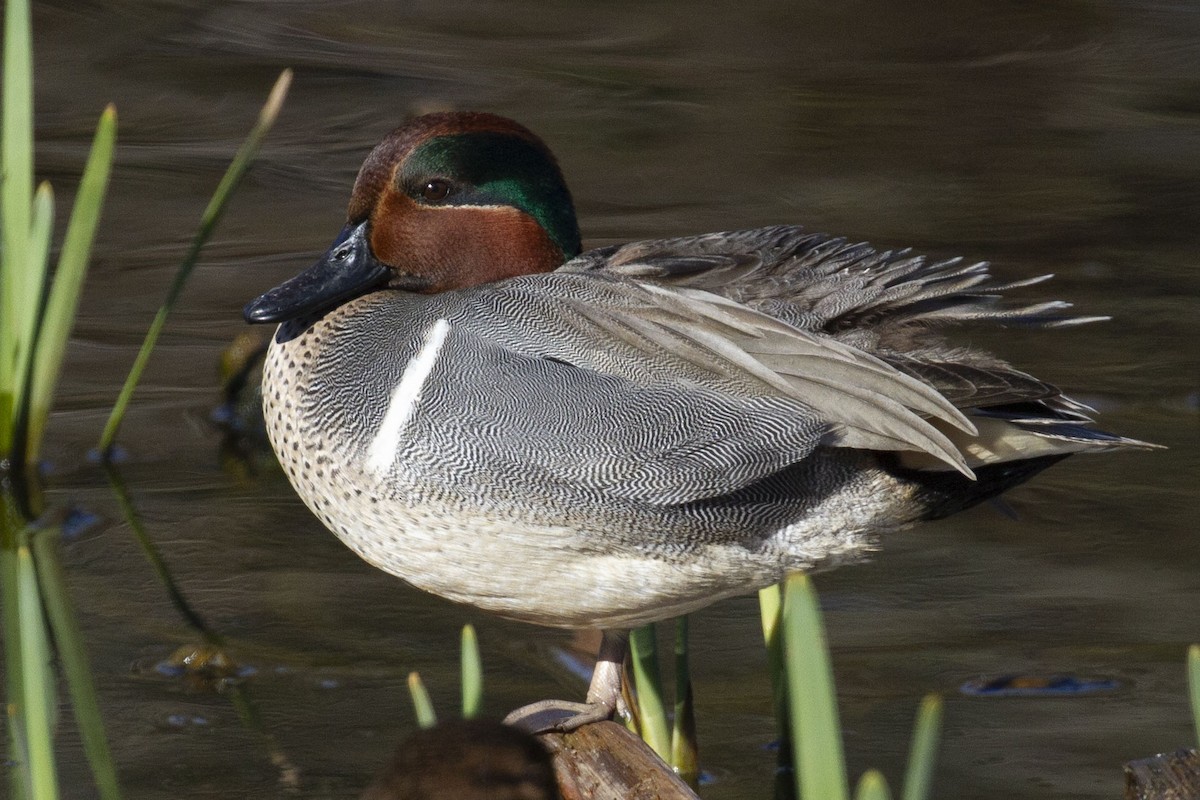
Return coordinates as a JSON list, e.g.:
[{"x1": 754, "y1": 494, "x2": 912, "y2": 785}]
[
  {"x1": 759, "y1": 583, "x2": 783, "y2": 643},
  {"x1": 670, "y1": 616, "x2": 699, "y2": 785},
  {"x1": 407, "y1": 672, "x2": 437, "y2": 730},
  {"x1": 2, "y1": 528, "x2": 30, "y2": 799},
  {"x1": 17, "y1": 541, "x2": 59, "y2": 800},
  {"x1": 759, "y1": 583, "x2": 789, "y2": 729},
  {"x1": 460, "y1": 624, "x2": 482, "y2": 719},
  {"x1": 901, "y1": 694, "x2": 942, "y2": 800},
  {"x1": 629, "y1": 624, "x2": 671, "y2": 761},
  {"x1": 783, "y1": 573, "x2": 848, "y2": 800},
  {"x1": 1189, "y1": 645, "x2": 1200, "y2": 749},
  {"x1": 32, "y1": 528, "x2": 123, "y2": 800},
  {"x1": 98, "y1": 69, "x2": 291, "y2": 455},
  {"x1": 8, "y1": 184, "x2": 54, "y2": 457},
  {"x1": 759, "y1": 583, "x2": 795, "y2": 800},
  {"x1": 1, "y1": 0, "x2": 35, "y2": 455},
  {"x1": 854, "y1": 769, "x2": 893, "y2": 800},
  {"x1": 26, "y1": 107, "x2": 116, "y2": 465}
]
